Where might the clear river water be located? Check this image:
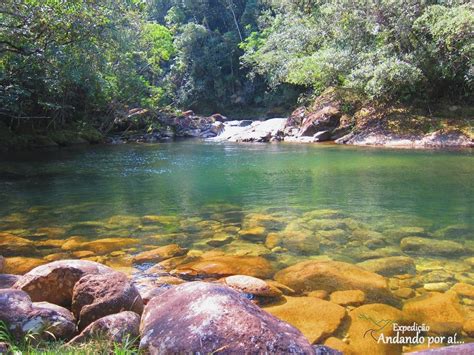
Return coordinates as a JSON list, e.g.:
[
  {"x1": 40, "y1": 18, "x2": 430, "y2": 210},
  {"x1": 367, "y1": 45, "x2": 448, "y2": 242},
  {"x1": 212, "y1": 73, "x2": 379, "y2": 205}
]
[{"x1": 0, "y1": 141, "x2": 473, "y2": 351}]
